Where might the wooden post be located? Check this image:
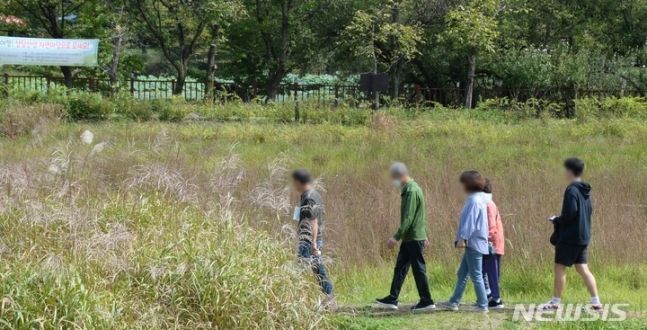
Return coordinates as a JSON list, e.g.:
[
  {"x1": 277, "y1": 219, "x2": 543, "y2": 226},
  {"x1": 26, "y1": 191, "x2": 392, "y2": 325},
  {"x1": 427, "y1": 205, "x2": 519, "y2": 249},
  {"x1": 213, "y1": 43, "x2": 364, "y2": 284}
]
[{"x1": 130, "y1": 78, "x2": 135, "y2": 96}]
